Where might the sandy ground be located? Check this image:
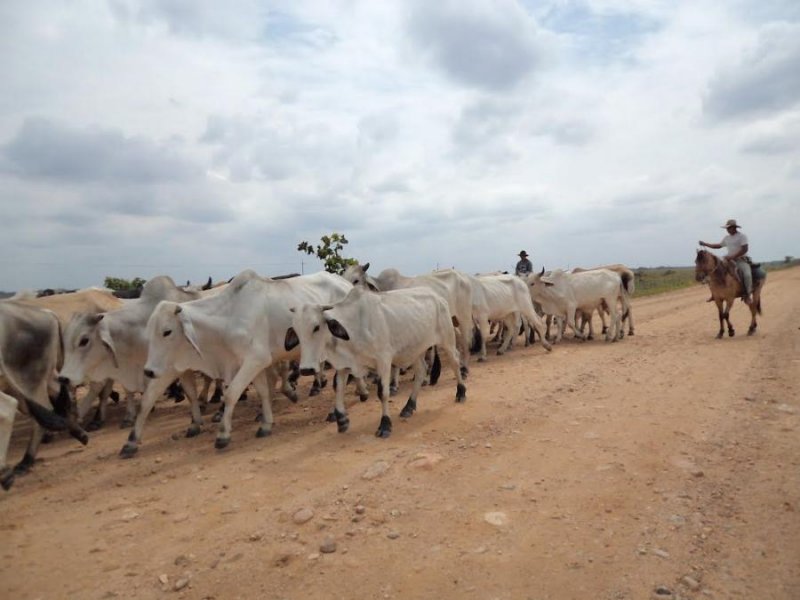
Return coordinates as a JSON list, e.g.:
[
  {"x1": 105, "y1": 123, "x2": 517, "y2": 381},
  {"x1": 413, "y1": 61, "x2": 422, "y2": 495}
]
[{"x1": 1, "y1": 267, "x2": 799, "y2": 600}]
